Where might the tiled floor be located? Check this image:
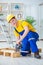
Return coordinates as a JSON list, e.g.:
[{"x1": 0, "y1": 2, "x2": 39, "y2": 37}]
[{"x1": 0, "y1": 41, "x2": 43, "y2": 65}]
